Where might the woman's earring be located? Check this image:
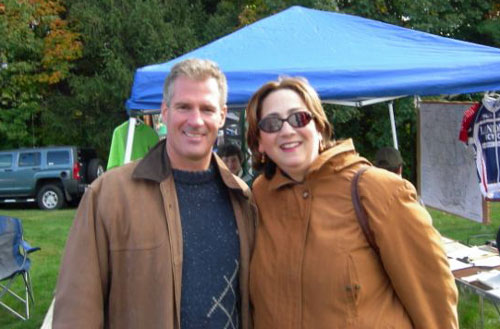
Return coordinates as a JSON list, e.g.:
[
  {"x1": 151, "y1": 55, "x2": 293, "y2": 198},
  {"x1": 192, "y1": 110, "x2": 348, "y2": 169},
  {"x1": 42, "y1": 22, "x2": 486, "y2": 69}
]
[{"x1": 260, "y1": 153, "x2": 266, "y2": 164}]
